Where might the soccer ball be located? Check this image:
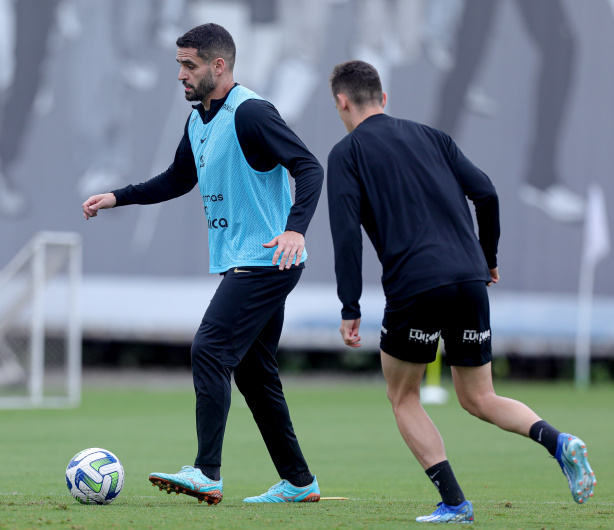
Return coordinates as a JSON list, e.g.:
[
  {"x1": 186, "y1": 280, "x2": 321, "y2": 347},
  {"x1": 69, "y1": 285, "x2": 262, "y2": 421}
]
[{"x1": 65, "y1": 448, "x2": 125, "y2": 505}]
